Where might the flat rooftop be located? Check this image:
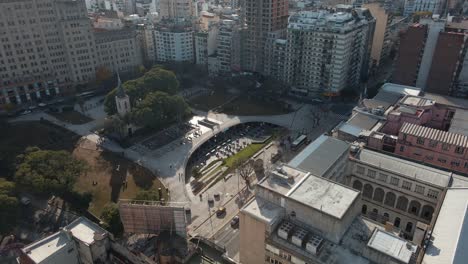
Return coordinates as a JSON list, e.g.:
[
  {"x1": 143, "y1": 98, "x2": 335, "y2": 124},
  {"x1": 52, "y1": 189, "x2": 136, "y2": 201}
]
[
  {"x1": 380, "y1": 83, "x2": 421, "y2": 96},
  {"x1": 22, "y1": 231, "x2": 76, "y2": 264},
  {"x1": 288, "y1": 174, "x2": 360, "y2": 219},
  {"x1": 241, "y1": 197, "x2": 284, "y2": 225},
  {"x1": 423, "y1": 92, "x2": 468, "y2": 110},
  {"x1": 400, "y1": 95, "x2": 435, "y2": 108},
  {"x1": 258, "y1": 165, "x2": 309, "y2": 196},
  {"x1": 288, "y1": 135, "x2": 349, "y2": 177},
  {"x1": 423, "y1": 188, "x2": 468, "y2": 264},
  {"x1": 353, "y1": 148, "x2": 452, "y2": 188},
  {"x1": 66, "y1": 217, "x2": 107, "y2": 245},
  {"x1": 367, "y1": 229, "x2": 416, "y2": 263},
  {"x1": 449, "y1": 109, "x2": 468, "y2": 137}
]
